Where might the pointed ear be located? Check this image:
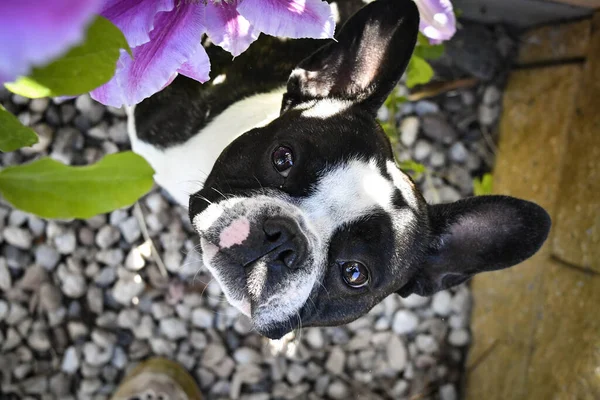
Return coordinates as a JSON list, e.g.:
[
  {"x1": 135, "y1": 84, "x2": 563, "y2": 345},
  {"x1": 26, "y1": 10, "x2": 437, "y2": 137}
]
[
  {"x1": 397, "y1": 196, "x2": 551, "y2": 297},
  {"x1": 281, "y1": 0, "x2": 419, "y2": 115}
]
